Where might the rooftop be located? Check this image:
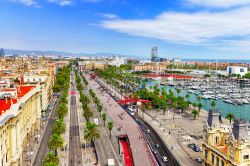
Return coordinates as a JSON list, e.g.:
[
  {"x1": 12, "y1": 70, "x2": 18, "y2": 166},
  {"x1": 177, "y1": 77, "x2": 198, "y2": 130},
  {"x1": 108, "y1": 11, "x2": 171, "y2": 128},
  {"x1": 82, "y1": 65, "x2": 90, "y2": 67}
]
[{"x1": 0, "y1": 86, "x2": 34, "y2": 116}]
